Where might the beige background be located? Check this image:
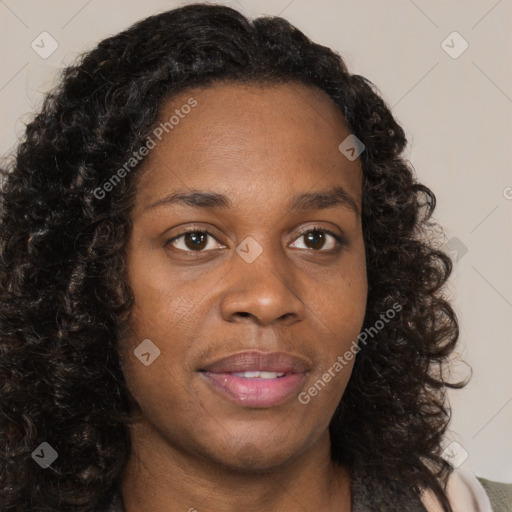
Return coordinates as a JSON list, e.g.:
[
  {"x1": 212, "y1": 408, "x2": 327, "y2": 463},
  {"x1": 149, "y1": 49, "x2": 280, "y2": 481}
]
[{"x1": 1, "y1": 0, "x2": 511, "y2": 482}]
